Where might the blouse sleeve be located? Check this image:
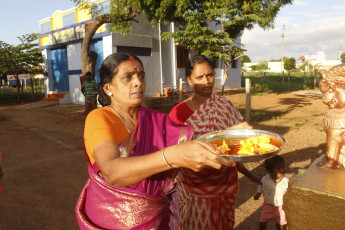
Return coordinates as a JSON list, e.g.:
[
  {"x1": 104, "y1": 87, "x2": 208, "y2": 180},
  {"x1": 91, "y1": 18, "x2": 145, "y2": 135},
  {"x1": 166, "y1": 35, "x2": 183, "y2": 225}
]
[
  {"x1": 169, "y1": 102, "x2": 193, "y2": 125},
  {"x1": 84, "y1": 108, "x2": 126, "y2": 164}
]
